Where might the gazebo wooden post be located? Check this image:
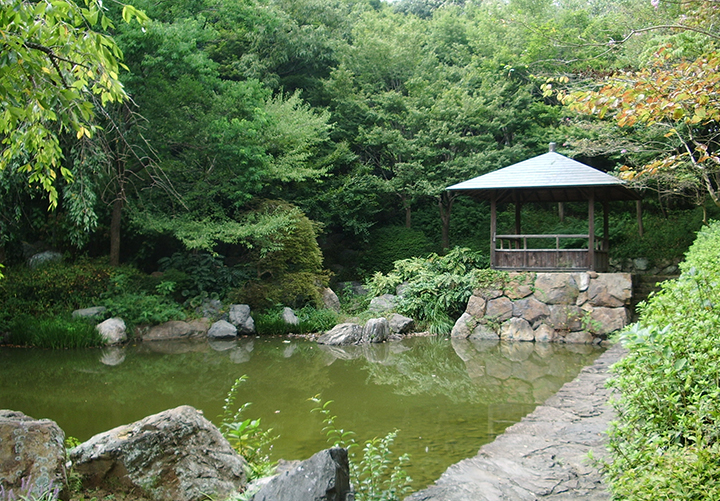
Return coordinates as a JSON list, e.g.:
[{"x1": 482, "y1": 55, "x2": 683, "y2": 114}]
[
  {"x1": 603, "y1": 201, "x2": 610, "y2": 251},
  {"x1": 490, "y1": 193, "x2": 497, "y2": 267},
  {"x1": 588, "y1": 190, "x2": 595, "y2": 271},
  {"x1": 514, "y1": 200, "x2": 522, "y2": 249}
]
